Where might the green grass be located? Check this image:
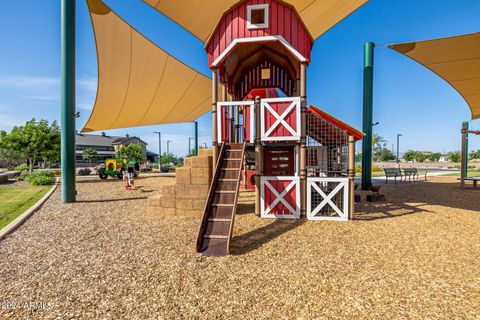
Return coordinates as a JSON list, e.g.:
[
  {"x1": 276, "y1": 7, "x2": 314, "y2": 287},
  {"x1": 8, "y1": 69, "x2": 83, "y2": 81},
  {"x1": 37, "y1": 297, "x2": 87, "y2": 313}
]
[
  {"x1": 444, "y1": 171, "x2": 480, "y2": 177},
  {"x1": 0, "y1": 185, "x2": 51, "y2": 230}
]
